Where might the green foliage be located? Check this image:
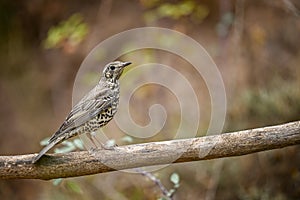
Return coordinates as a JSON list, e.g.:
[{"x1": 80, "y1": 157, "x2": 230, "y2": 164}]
[
  {"x1": 158, "y1": 197, "x2": 168, "y2": 200},
  {"x1": 170, "y1": 172, "x2": 180, "y2": 186},
  {"x1": 158, "y1": 172, "x2": 181, "y2": 199},
  {"x1": 66, "y1": 181, "x2": 82, "y2": 194},
  {"x1": 144, "y1": 0, "x2": 209, "y2": 23},
  {"x1": 157, "y1": 1, "x2": 195, "y2": 19},
  {"x1": 44, "y1": 13, "x2": 88, "y2": 49},
  {"x1": 40, "y1": 137, "x2": 84, "y2": 153},
  {"x1": 167, "y1": 172, "x2": 180, "y2": 198},
  {"x1": 121, "y1": 135, "x2": 134, "y2": 143},
  {"x1": 39, "y1": 137, "x2": 50, "y2": 146},
  {"x1": 73, "y1": 138, "x2": 85, "y2": 150},
  {"x1": 243, "y1": 81, "x2": 300, "y2": 122},
  {"x1": 53, "y1": 178, "x2": 63, "y2": 186},
  {"x1": 54, "y1": 141, "x2": 76, "y2": 153},
  {"x1": 228, "y1": 79, "x2": 300, "y2": 131}
]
